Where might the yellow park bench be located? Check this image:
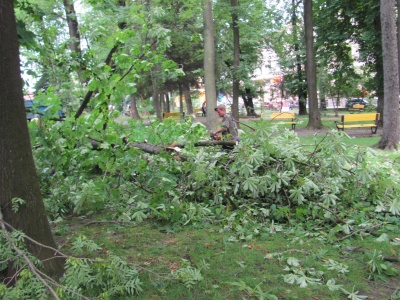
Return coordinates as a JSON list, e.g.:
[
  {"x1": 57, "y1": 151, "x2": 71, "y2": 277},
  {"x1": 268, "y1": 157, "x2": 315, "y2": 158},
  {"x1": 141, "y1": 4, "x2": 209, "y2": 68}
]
[
  {"x1": 193, "y1": 108, "x2": 204, "y2": 117},
  {"x1": 335, "y1": 113, "x2": 380, "y2": 134},
  {"x1": 268, "y1": 112, "x2": 297, "y2": 130},
  {"x1": 162, "y1": 112, "x2": 185, "y2": 120},
  {"x1": 349, "y1": 104, "x2": 364, "y2": 114}
]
